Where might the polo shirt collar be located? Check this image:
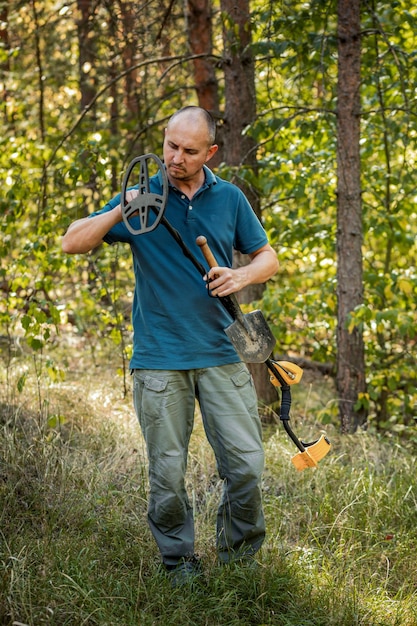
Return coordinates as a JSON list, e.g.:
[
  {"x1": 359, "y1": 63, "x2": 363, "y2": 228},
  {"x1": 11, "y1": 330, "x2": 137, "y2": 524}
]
[{"x1": 202, "y1": 165, "x2": 217, "y2": 187}]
